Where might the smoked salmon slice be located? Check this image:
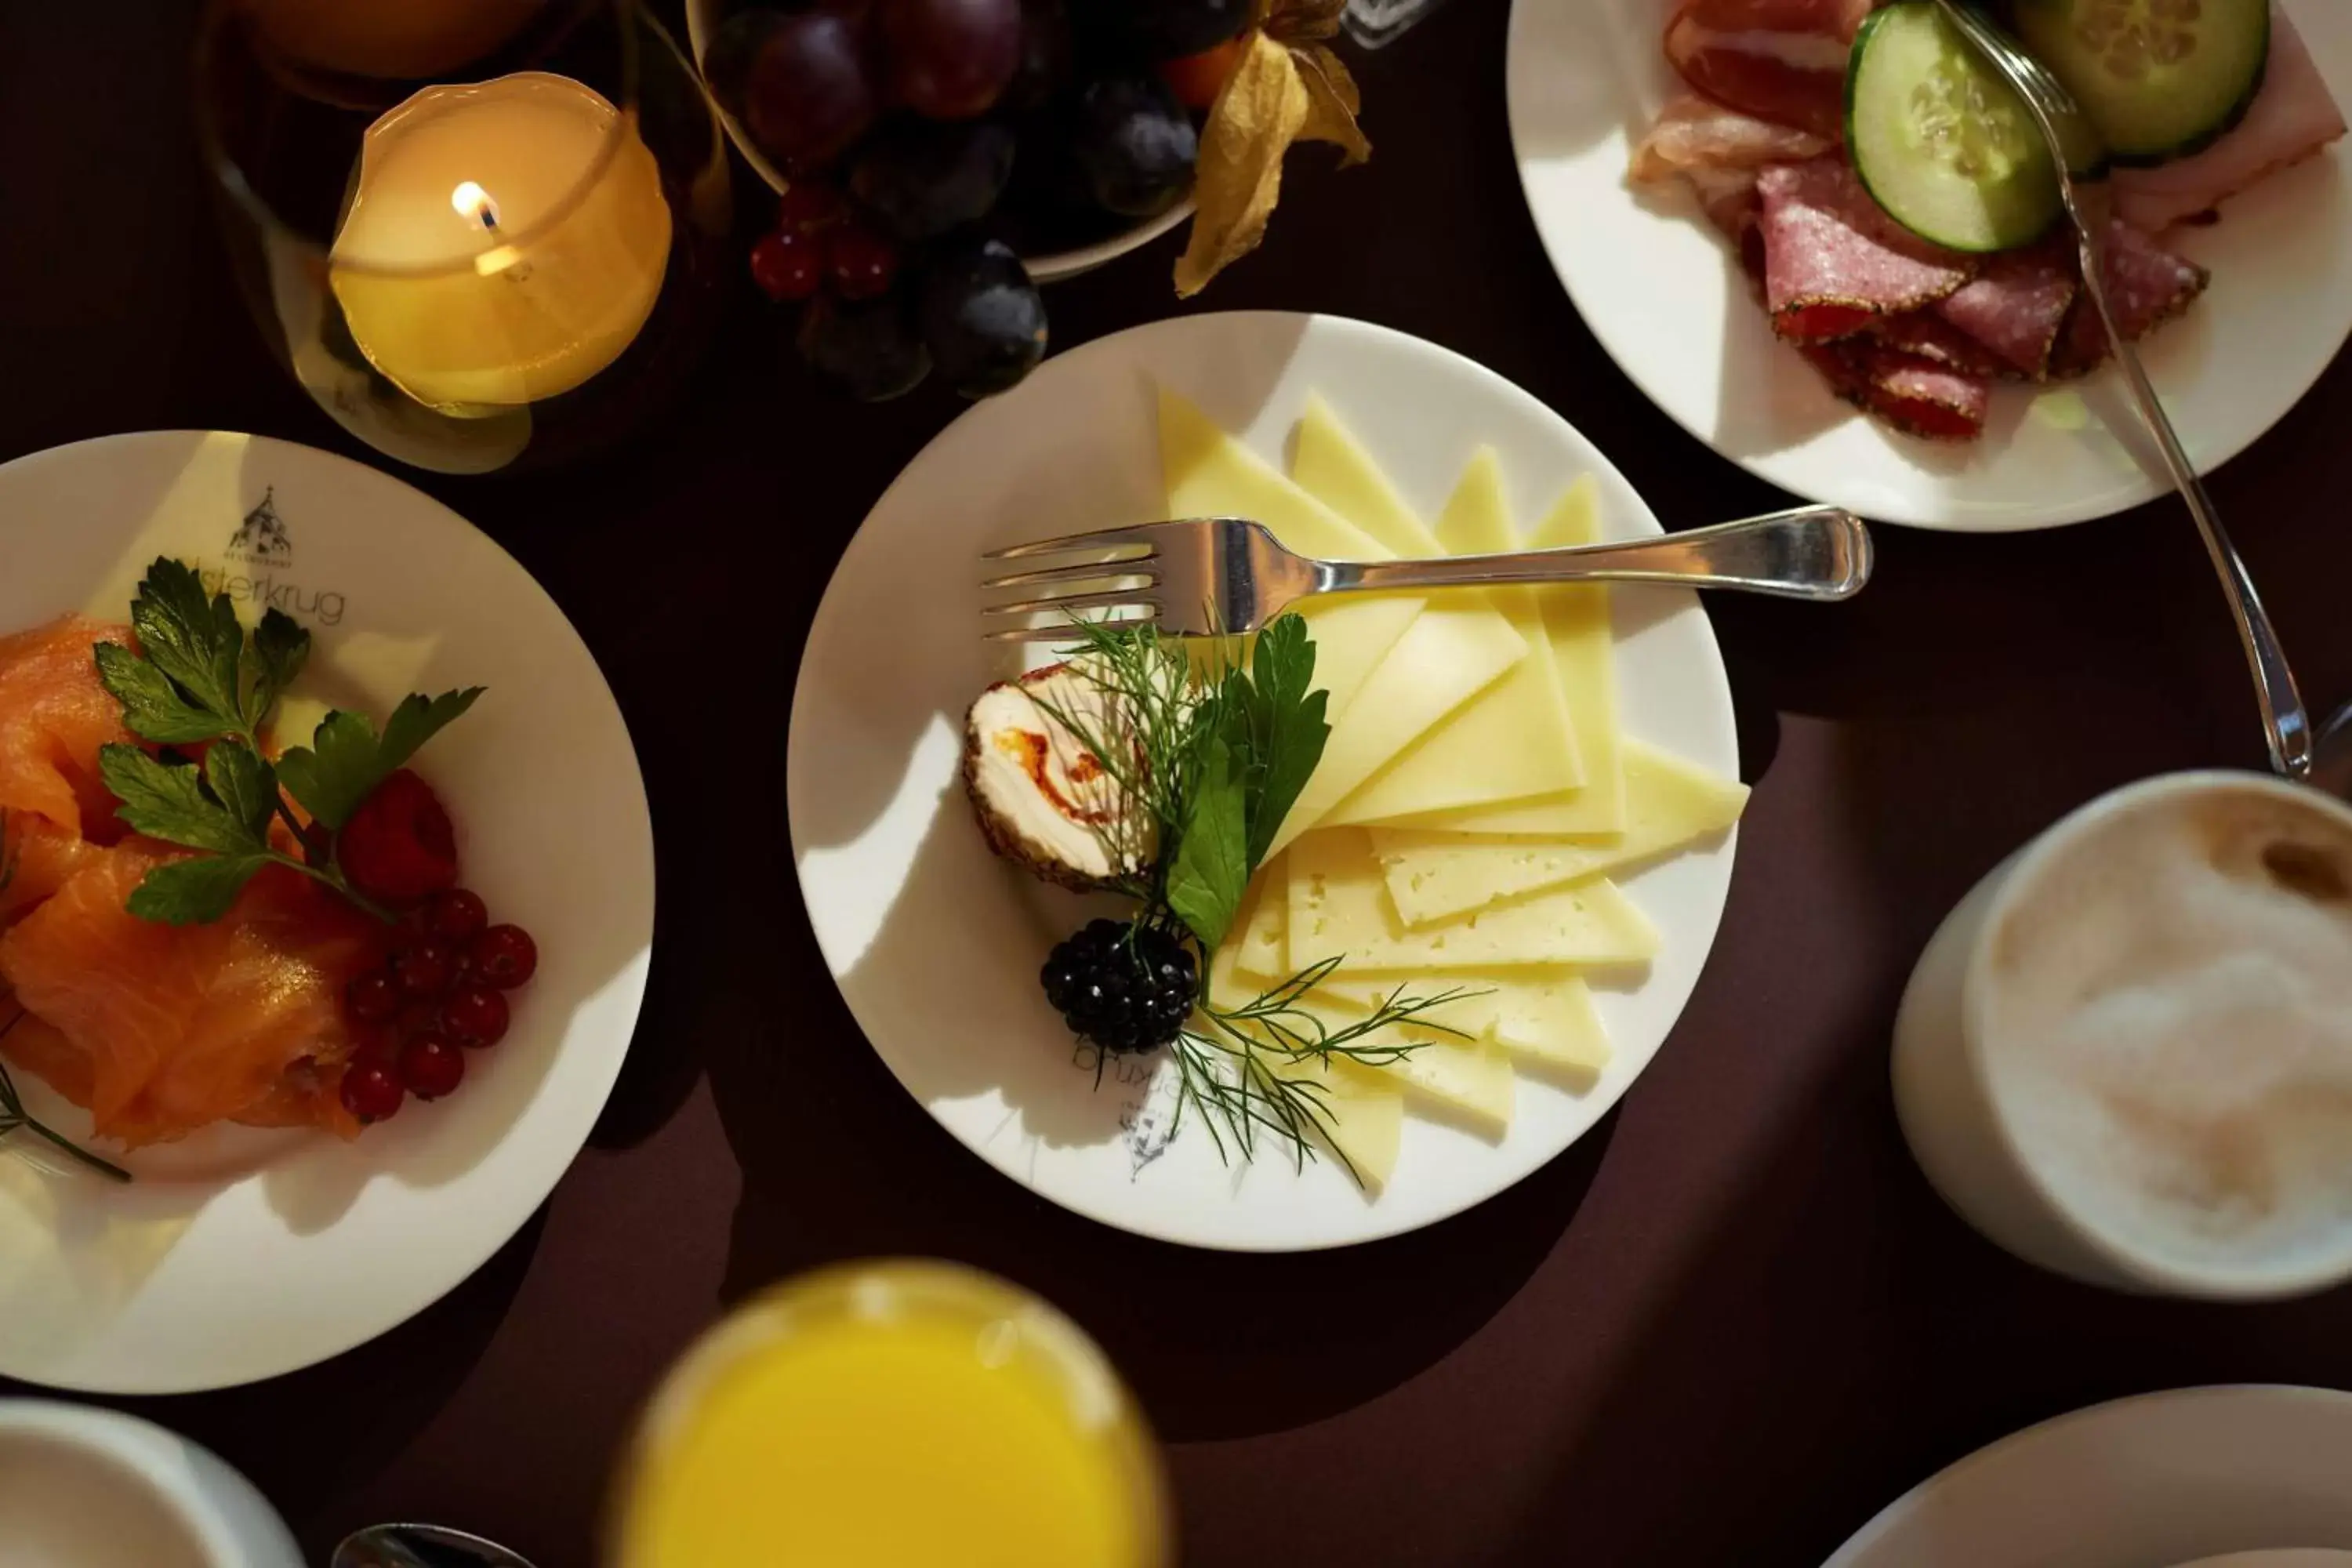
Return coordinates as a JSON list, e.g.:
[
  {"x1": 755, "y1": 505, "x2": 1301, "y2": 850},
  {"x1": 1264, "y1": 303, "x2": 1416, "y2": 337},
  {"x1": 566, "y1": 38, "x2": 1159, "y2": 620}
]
[
  {"x1": 0, "y1": 612, "x2": 375, "y2": 1147},
  {"x1": 0, "y1": 615, "x2": 137, "y2": 839},
  {"x1": 0, "y1": 845, "x2": 375, "y2": 1146}
]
